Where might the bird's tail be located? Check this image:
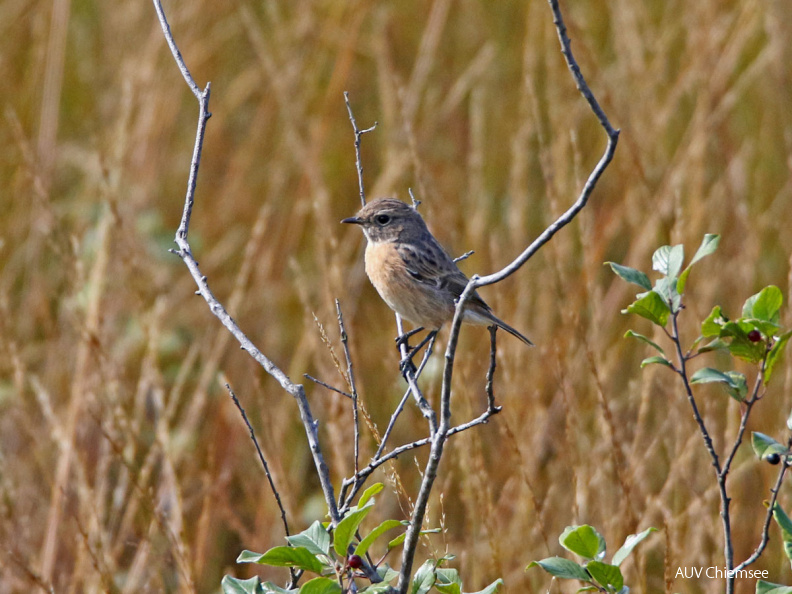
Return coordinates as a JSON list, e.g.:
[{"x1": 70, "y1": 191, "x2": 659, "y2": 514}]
[
  {"x1": 493, "y1": 318, "x2": 534, "y2": 346},
  {"x1": 463, "y1": 306, "x2": 533, "y2": 346}
]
